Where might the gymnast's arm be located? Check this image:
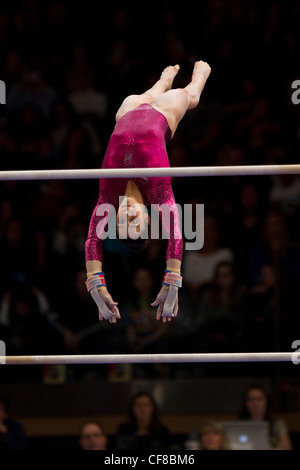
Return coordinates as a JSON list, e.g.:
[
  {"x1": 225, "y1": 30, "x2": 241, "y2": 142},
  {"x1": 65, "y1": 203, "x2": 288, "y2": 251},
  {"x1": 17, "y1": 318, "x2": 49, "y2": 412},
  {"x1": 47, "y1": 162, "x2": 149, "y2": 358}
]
[
  {"x1": 85, "y1": 192, "x2": 121, "y2": 323},
  {"x1": 151, "y1": 185, "x2": 183, "y2": 323}
]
